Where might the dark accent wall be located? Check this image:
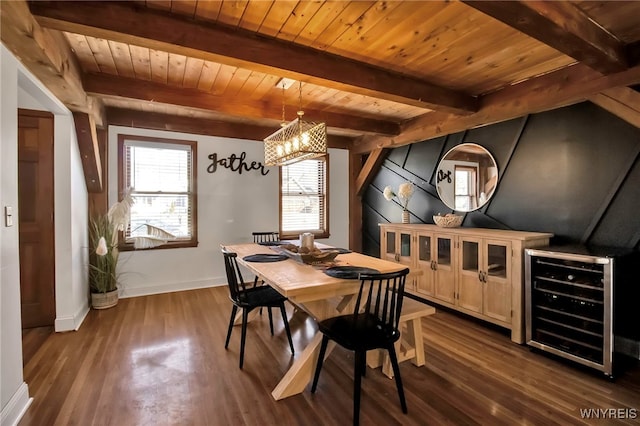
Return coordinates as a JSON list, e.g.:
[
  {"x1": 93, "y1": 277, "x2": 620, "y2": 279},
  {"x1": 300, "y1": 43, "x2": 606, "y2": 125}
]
[{"x1": 363, "y1": 102, "x2": 640, "y2": 257}]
